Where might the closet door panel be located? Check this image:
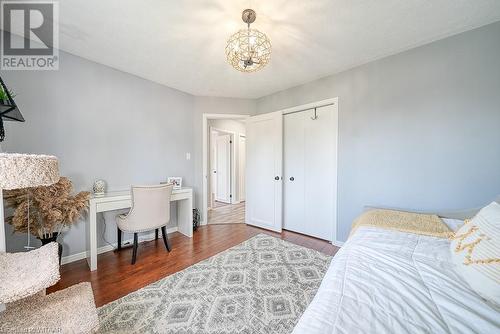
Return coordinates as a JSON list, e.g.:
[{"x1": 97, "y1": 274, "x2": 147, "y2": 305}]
[
  {"x1": 304, "y1": 105, "x2": 335, "y2": 241},
  {"x1": 283, "y1": 111, "x2": 305, "y2": 233},
  {"x1": 246, "y1": 111, "x2": 283, "y2": 232}
]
